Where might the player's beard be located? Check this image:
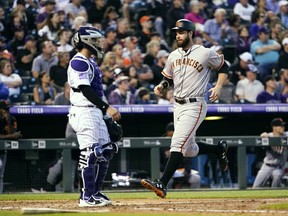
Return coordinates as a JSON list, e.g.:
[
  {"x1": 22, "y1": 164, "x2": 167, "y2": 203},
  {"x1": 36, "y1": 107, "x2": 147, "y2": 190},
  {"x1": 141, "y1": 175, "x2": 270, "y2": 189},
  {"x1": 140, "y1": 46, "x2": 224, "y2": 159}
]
[{"x1": 176, "y1": 36, "x2": 190, "y2": 49}]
